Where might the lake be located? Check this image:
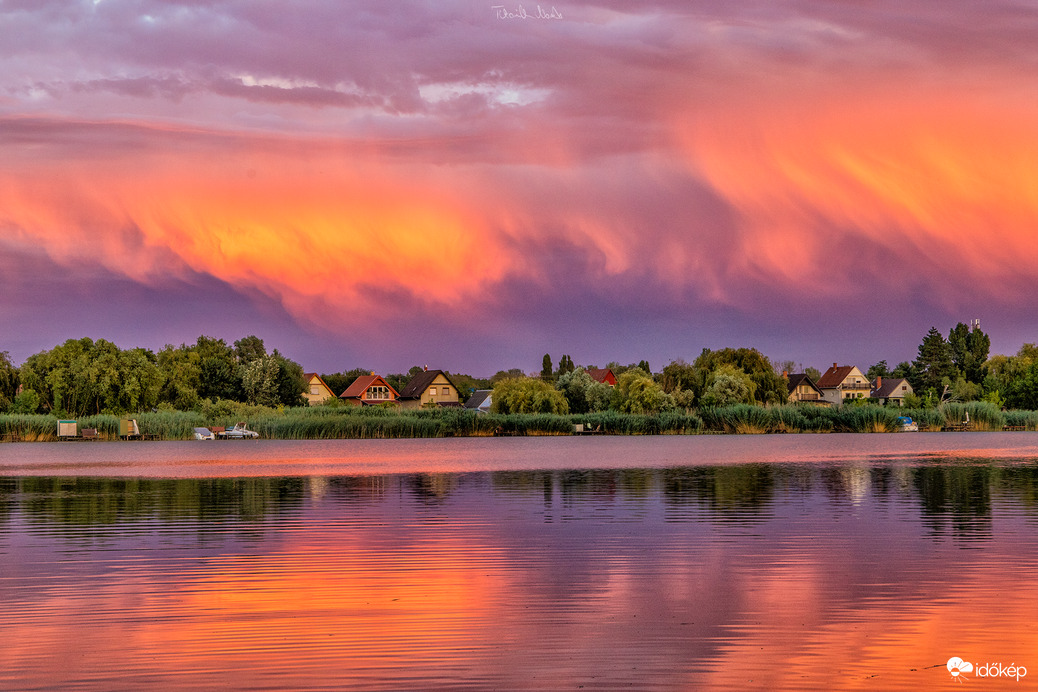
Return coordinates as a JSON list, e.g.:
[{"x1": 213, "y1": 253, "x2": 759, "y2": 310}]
[{"x1": 2, "y1": 434, "x2": 1037, "y2": 690}]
